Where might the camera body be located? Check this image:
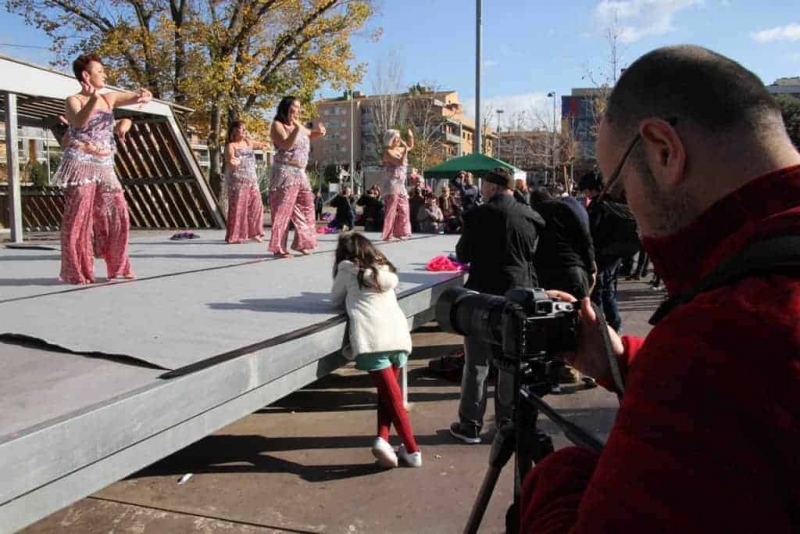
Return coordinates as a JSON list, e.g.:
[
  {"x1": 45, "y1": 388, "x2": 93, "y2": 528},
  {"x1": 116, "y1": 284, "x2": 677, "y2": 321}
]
[{"x1": 436, "y1": 287, "x2": 578, "y2": 361}]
